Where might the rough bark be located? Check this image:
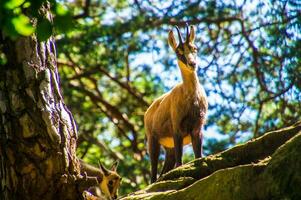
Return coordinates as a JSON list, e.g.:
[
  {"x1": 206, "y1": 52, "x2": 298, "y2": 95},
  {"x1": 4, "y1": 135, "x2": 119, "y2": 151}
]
[
  {"x1": 121, "y1": 121, "x2": 301, "y2": 199},
  {"x1": 0, "y1": 6, "x2": 83, "y2": 200}
]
